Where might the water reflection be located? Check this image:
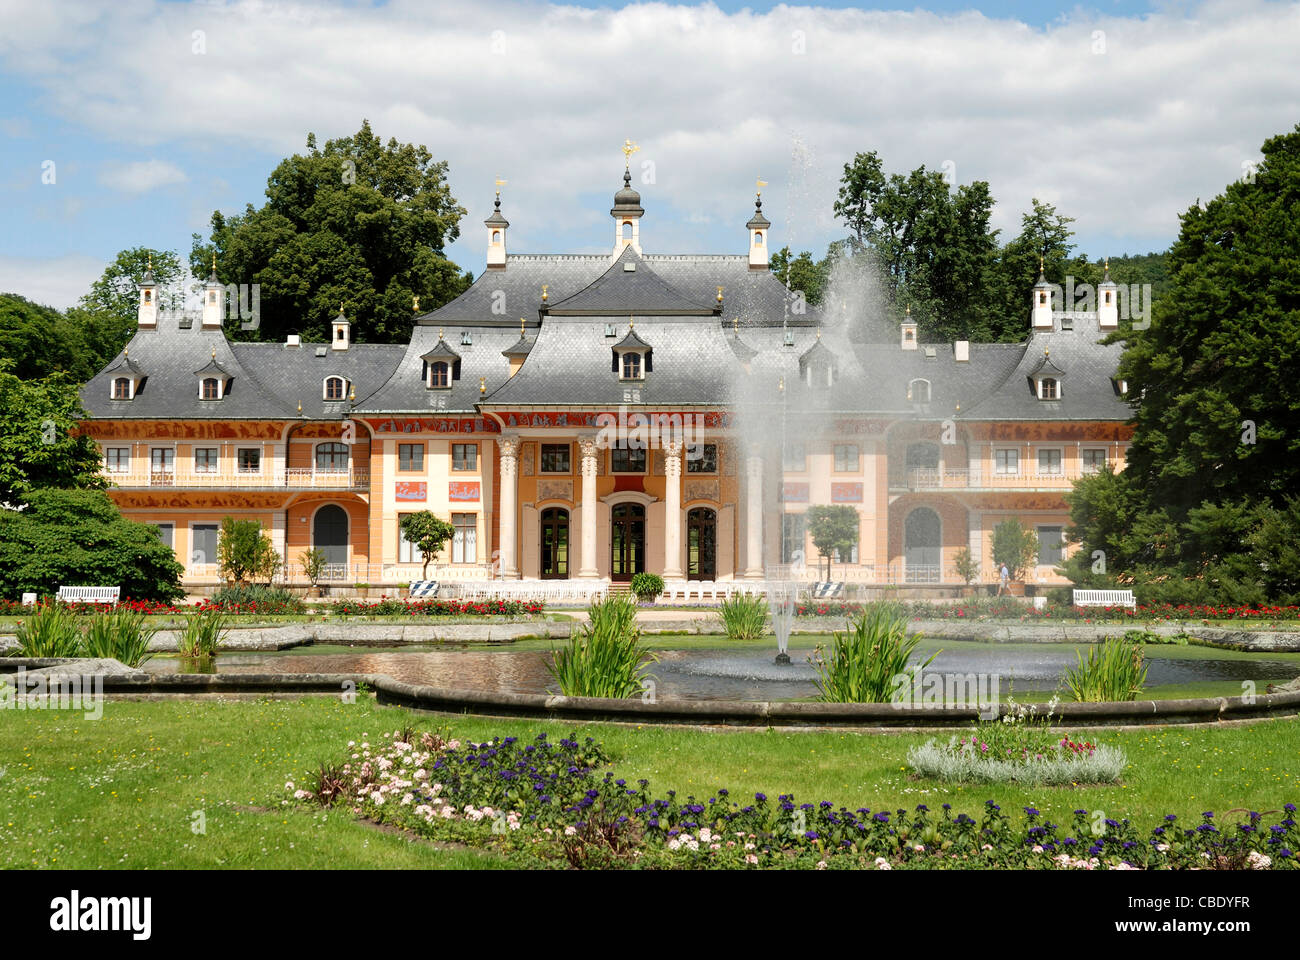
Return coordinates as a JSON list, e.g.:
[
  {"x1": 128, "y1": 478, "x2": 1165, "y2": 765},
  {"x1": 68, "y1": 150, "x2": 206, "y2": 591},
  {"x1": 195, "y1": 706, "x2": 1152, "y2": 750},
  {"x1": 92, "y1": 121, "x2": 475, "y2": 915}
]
[{"x1": 142, "y1": 642, "x2": 1300, "y2": 701}]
